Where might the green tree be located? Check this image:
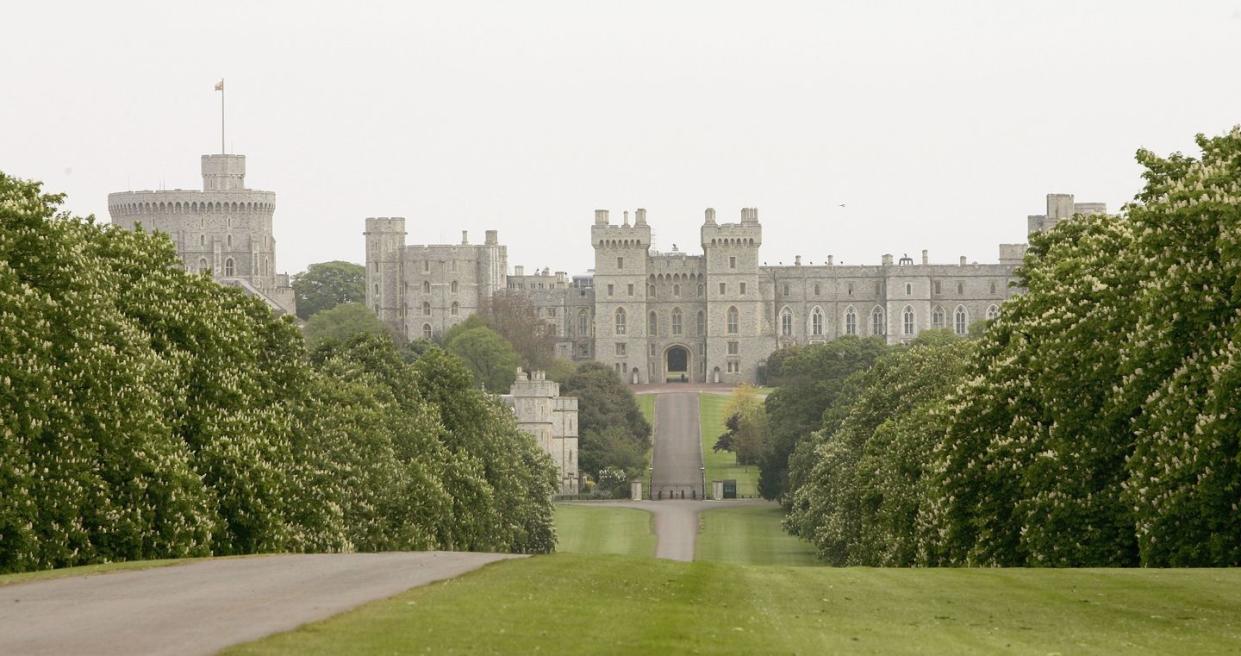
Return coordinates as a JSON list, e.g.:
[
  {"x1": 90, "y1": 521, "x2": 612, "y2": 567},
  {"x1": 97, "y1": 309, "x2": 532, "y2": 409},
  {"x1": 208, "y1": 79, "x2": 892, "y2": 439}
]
[
  {"x1": 303, "y1": 302, "x2": 391, "y2": 349},
  {"x1": 560, "y1": 362, "x2": 651, "y2": 477},
  {"x1": 445, "y1": 325, "x2": 521, "y2": 392},
  {"x1": 292, "y1": 260, "x2": 365, "y2": 320}
]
